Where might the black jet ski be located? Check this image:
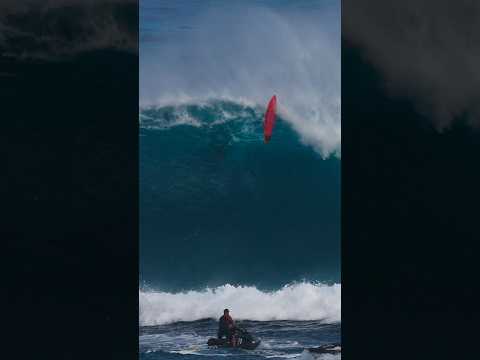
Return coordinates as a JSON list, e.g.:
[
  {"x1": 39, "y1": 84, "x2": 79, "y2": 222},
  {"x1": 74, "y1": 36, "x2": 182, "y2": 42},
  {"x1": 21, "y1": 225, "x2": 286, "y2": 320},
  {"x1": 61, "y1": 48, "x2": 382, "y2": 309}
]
[
  {"x1": 207, "y1": 328, "x2": 261, "y2": 350},
  {"x1": 308, "y1": 343, "x2": 341, "y2": 355}
]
